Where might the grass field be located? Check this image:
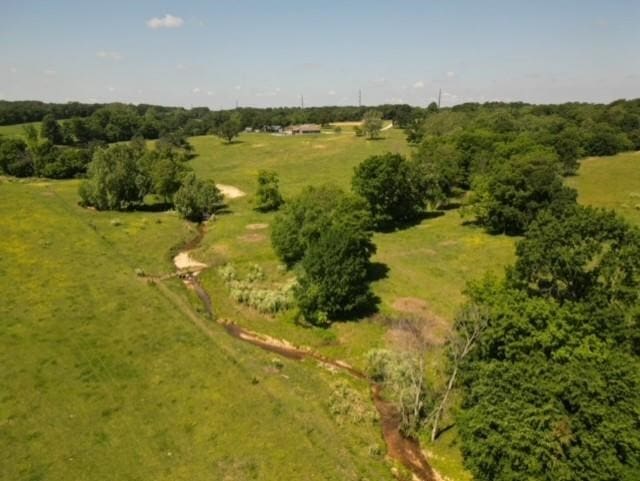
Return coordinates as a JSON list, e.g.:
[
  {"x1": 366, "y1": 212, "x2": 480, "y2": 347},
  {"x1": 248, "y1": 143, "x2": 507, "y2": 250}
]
[
  {"x1": 185, "y1": 130, "x2": 516, "y2": 480},
  {"x1": 0, "y1": 178, "x2": 395, "y2": 481},
  {"x1": 9, "y1": 131, "x2": 634, "y2": 481},
  {"x1": 567, "y1": 150, "x2": 640, "y2": 226},
  {"x1": 0, "y1": 121, "x2": 40, "y2": 138}
]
